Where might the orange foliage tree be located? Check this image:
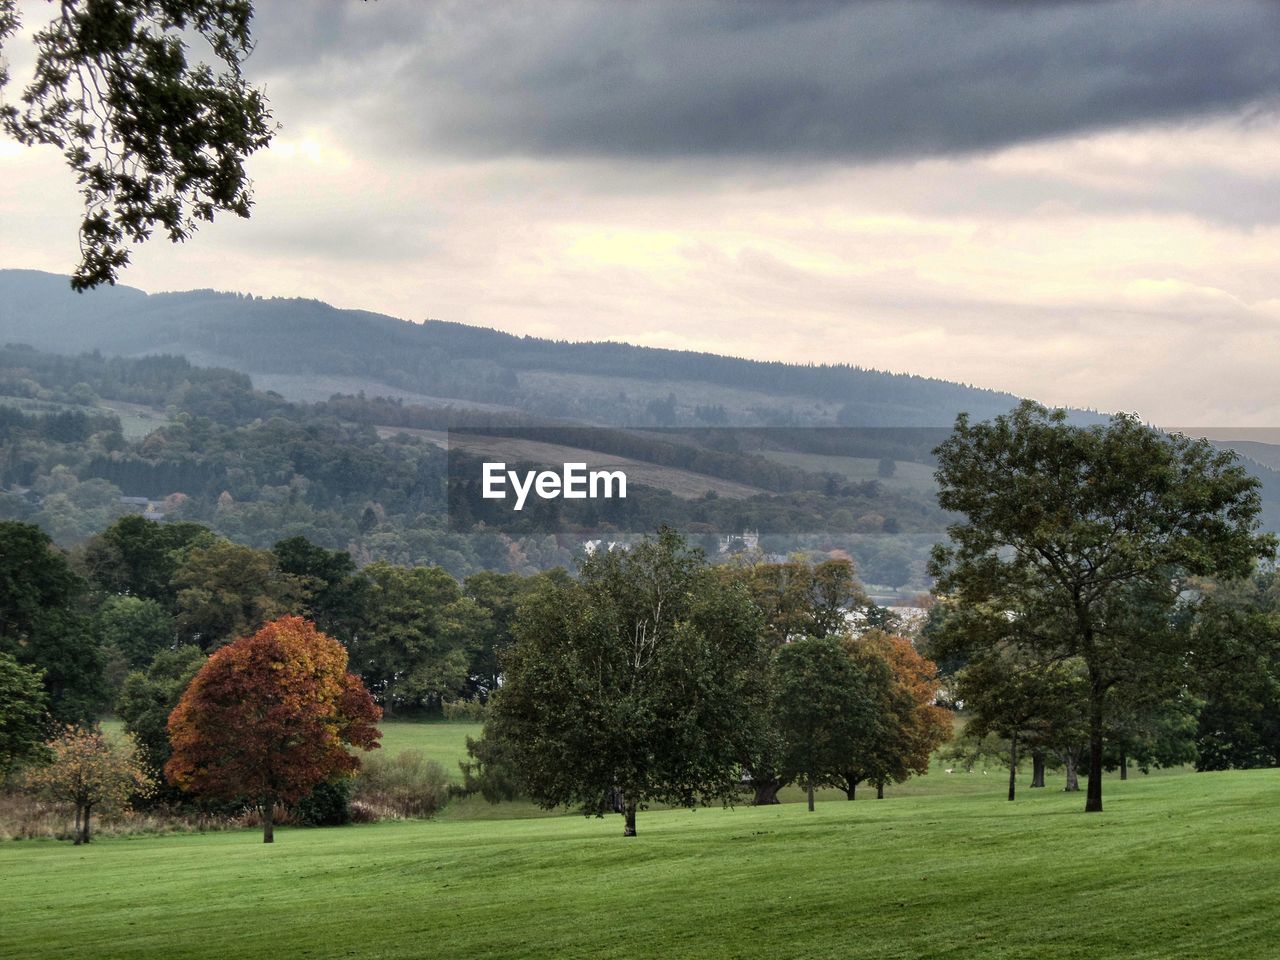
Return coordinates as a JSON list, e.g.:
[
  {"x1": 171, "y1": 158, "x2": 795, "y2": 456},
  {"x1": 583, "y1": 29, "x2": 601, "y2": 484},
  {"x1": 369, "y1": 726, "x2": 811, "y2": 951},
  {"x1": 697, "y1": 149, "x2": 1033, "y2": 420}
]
[
  {"x1": 26, "y1": 725, "x2": 155, "y2": 845},
  {"x1": 834, "y1": 629, "x2": 952, "y2": 799},
  {"x1": 166, "y1": 616, "x2": 381, "y2": 842}
]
